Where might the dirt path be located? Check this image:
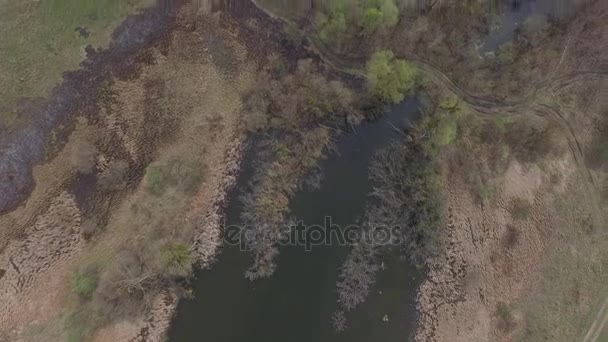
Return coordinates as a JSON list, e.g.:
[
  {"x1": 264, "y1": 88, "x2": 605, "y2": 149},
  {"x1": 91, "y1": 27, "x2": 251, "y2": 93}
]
[
  {"x1": 583, "y1": 297, "x2": 608, "y2": 342},
  {"x1": 249, "y1": 3, "x2": 607, "y2": 342}
]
